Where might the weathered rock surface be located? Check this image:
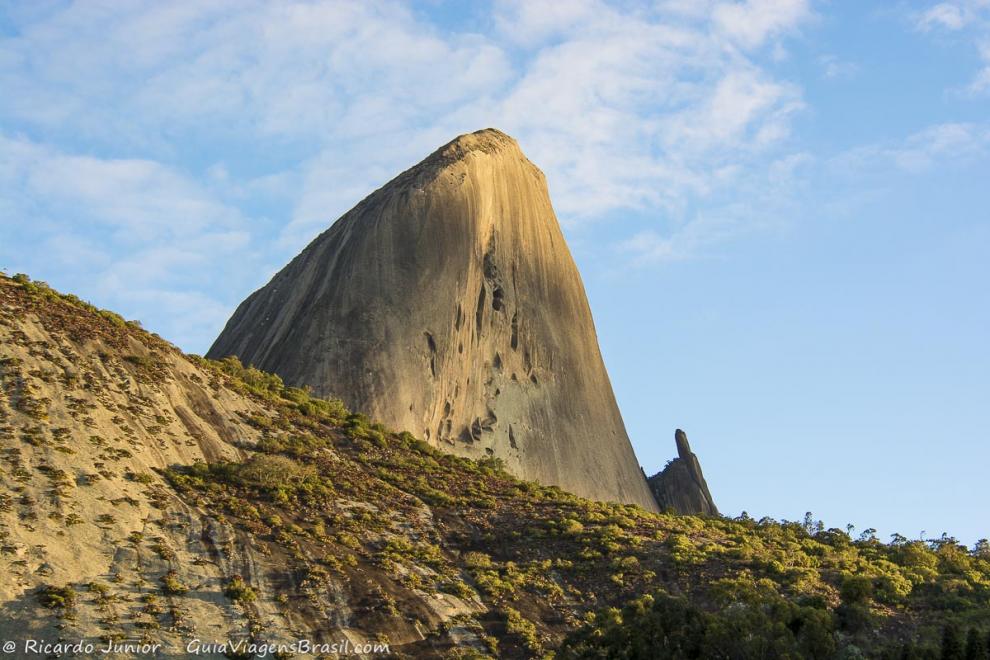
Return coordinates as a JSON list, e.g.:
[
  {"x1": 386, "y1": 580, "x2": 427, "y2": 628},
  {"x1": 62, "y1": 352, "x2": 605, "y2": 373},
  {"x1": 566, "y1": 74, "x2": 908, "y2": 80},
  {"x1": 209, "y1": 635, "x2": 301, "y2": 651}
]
[
  {"x1": 647, "y1": 430, "x2": 718, "y2": 515},
  {"x1": 0, "y1": 278, "x2": 485, "y2": 657},
  {"x1": 208, "y1": 128, "x2": 659, "y2": 512}
]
